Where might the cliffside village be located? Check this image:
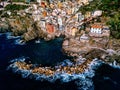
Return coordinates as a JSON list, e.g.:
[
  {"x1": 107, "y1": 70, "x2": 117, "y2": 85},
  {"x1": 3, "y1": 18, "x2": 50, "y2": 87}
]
[
  {"x1": 0, "y1": 0, "x2": 110, "y2": 42},
  {"x1": 2, "y1": 0, "x2": 116, "y2": 77},
  {"x1": 29, "y1": 0, "x2": 110, "y2": 43}
]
